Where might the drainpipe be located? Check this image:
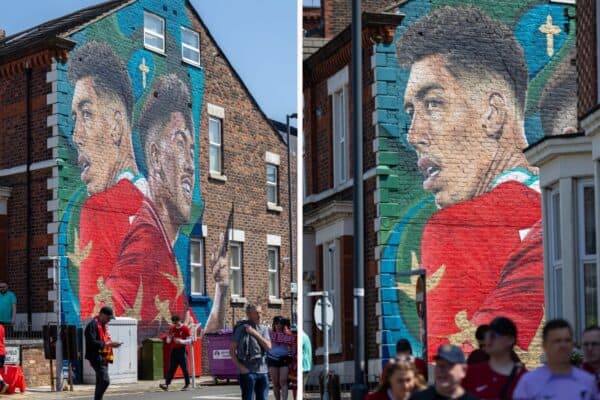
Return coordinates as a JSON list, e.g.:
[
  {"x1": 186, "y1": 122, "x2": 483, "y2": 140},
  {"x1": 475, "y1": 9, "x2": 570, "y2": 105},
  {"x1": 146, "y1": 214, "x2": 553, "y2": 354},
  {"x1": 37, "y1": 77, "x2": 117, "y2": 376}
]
[{"x1": 25, "y1": 64, "x2": 33, "y2": 328}]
